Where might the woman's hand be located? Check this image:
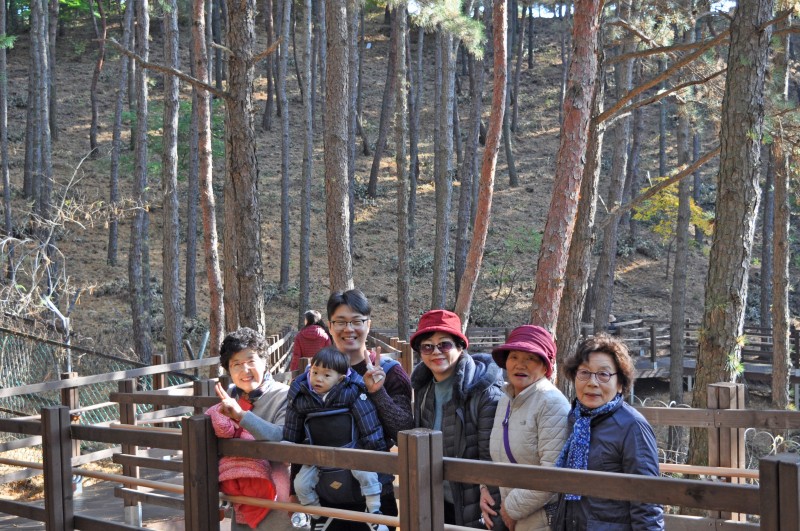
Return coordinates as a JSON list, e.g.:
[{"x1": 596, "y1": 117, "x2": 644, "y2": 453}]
[
  {"x1": 215, "y1": 382, "x2": 244, "y2": 422},
  {"x1": 500, "y1": 505, "x2": 516, "y2": 530},
  {"x1": 479, "y1": 486, "x2": 497, "y2": 529},
  {"x1": 363, "y1": 347, "x2": 386, "y2": 393}
]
